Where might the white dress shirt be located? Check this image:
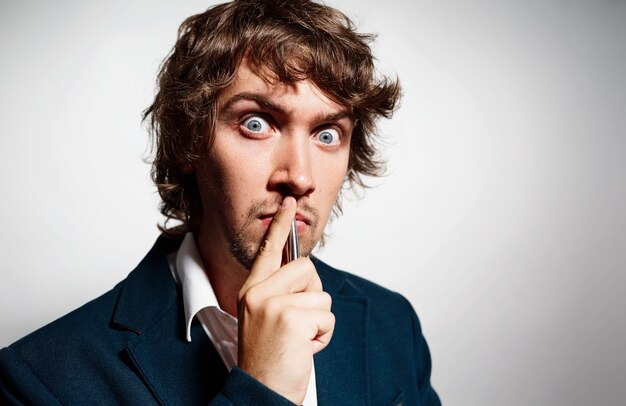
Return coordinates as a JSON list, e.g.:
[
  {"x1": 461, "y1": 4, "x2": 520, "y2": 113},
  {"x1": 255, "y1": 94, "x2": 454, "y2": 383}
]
[{"x1": 168, "y1": 232, "x2": 317, "y2": 405}]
